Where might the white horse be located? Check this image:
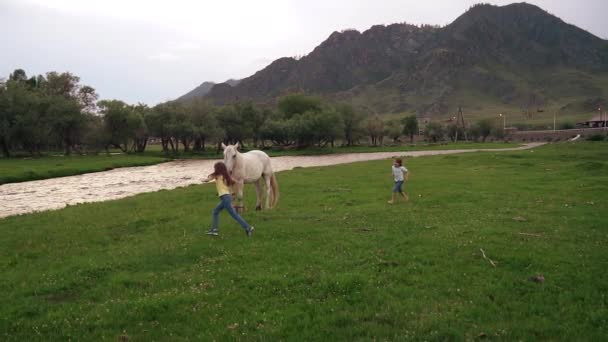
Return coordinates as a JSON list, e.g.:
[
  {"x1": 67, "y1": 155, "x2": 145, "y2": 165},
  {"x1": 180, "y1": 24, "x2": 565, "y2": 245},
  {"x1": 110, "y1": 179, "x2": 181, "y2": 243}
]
[{"x1": 222, "y1": 143, "x2": 279, "y2": 210}]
